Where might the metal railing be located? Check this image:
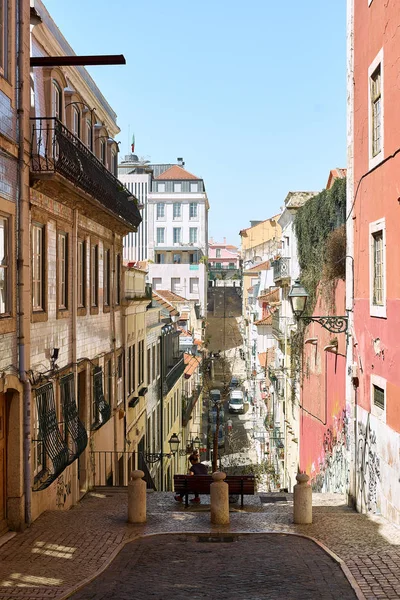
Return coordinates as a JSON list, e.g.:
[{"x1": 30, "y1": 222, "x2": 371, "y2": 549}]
[
  {"x1": 30, "y1": 117, "x2": 141, "y2": 229},
  {"x1": 272, "y1": 257, "x2": 290, "y2": 282},
  {"x1": 91, "y1": 451, "x2": 156, "y2": 490},
  {"x1": 165, "y1": 356, "x2": 185, "y2": 392},
  {"x1": 272, "y1": 311, "x2": 284, "y2": 339},
  {"x1": 182, "y1": 385, "x2": 201, "y2": 426}
]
